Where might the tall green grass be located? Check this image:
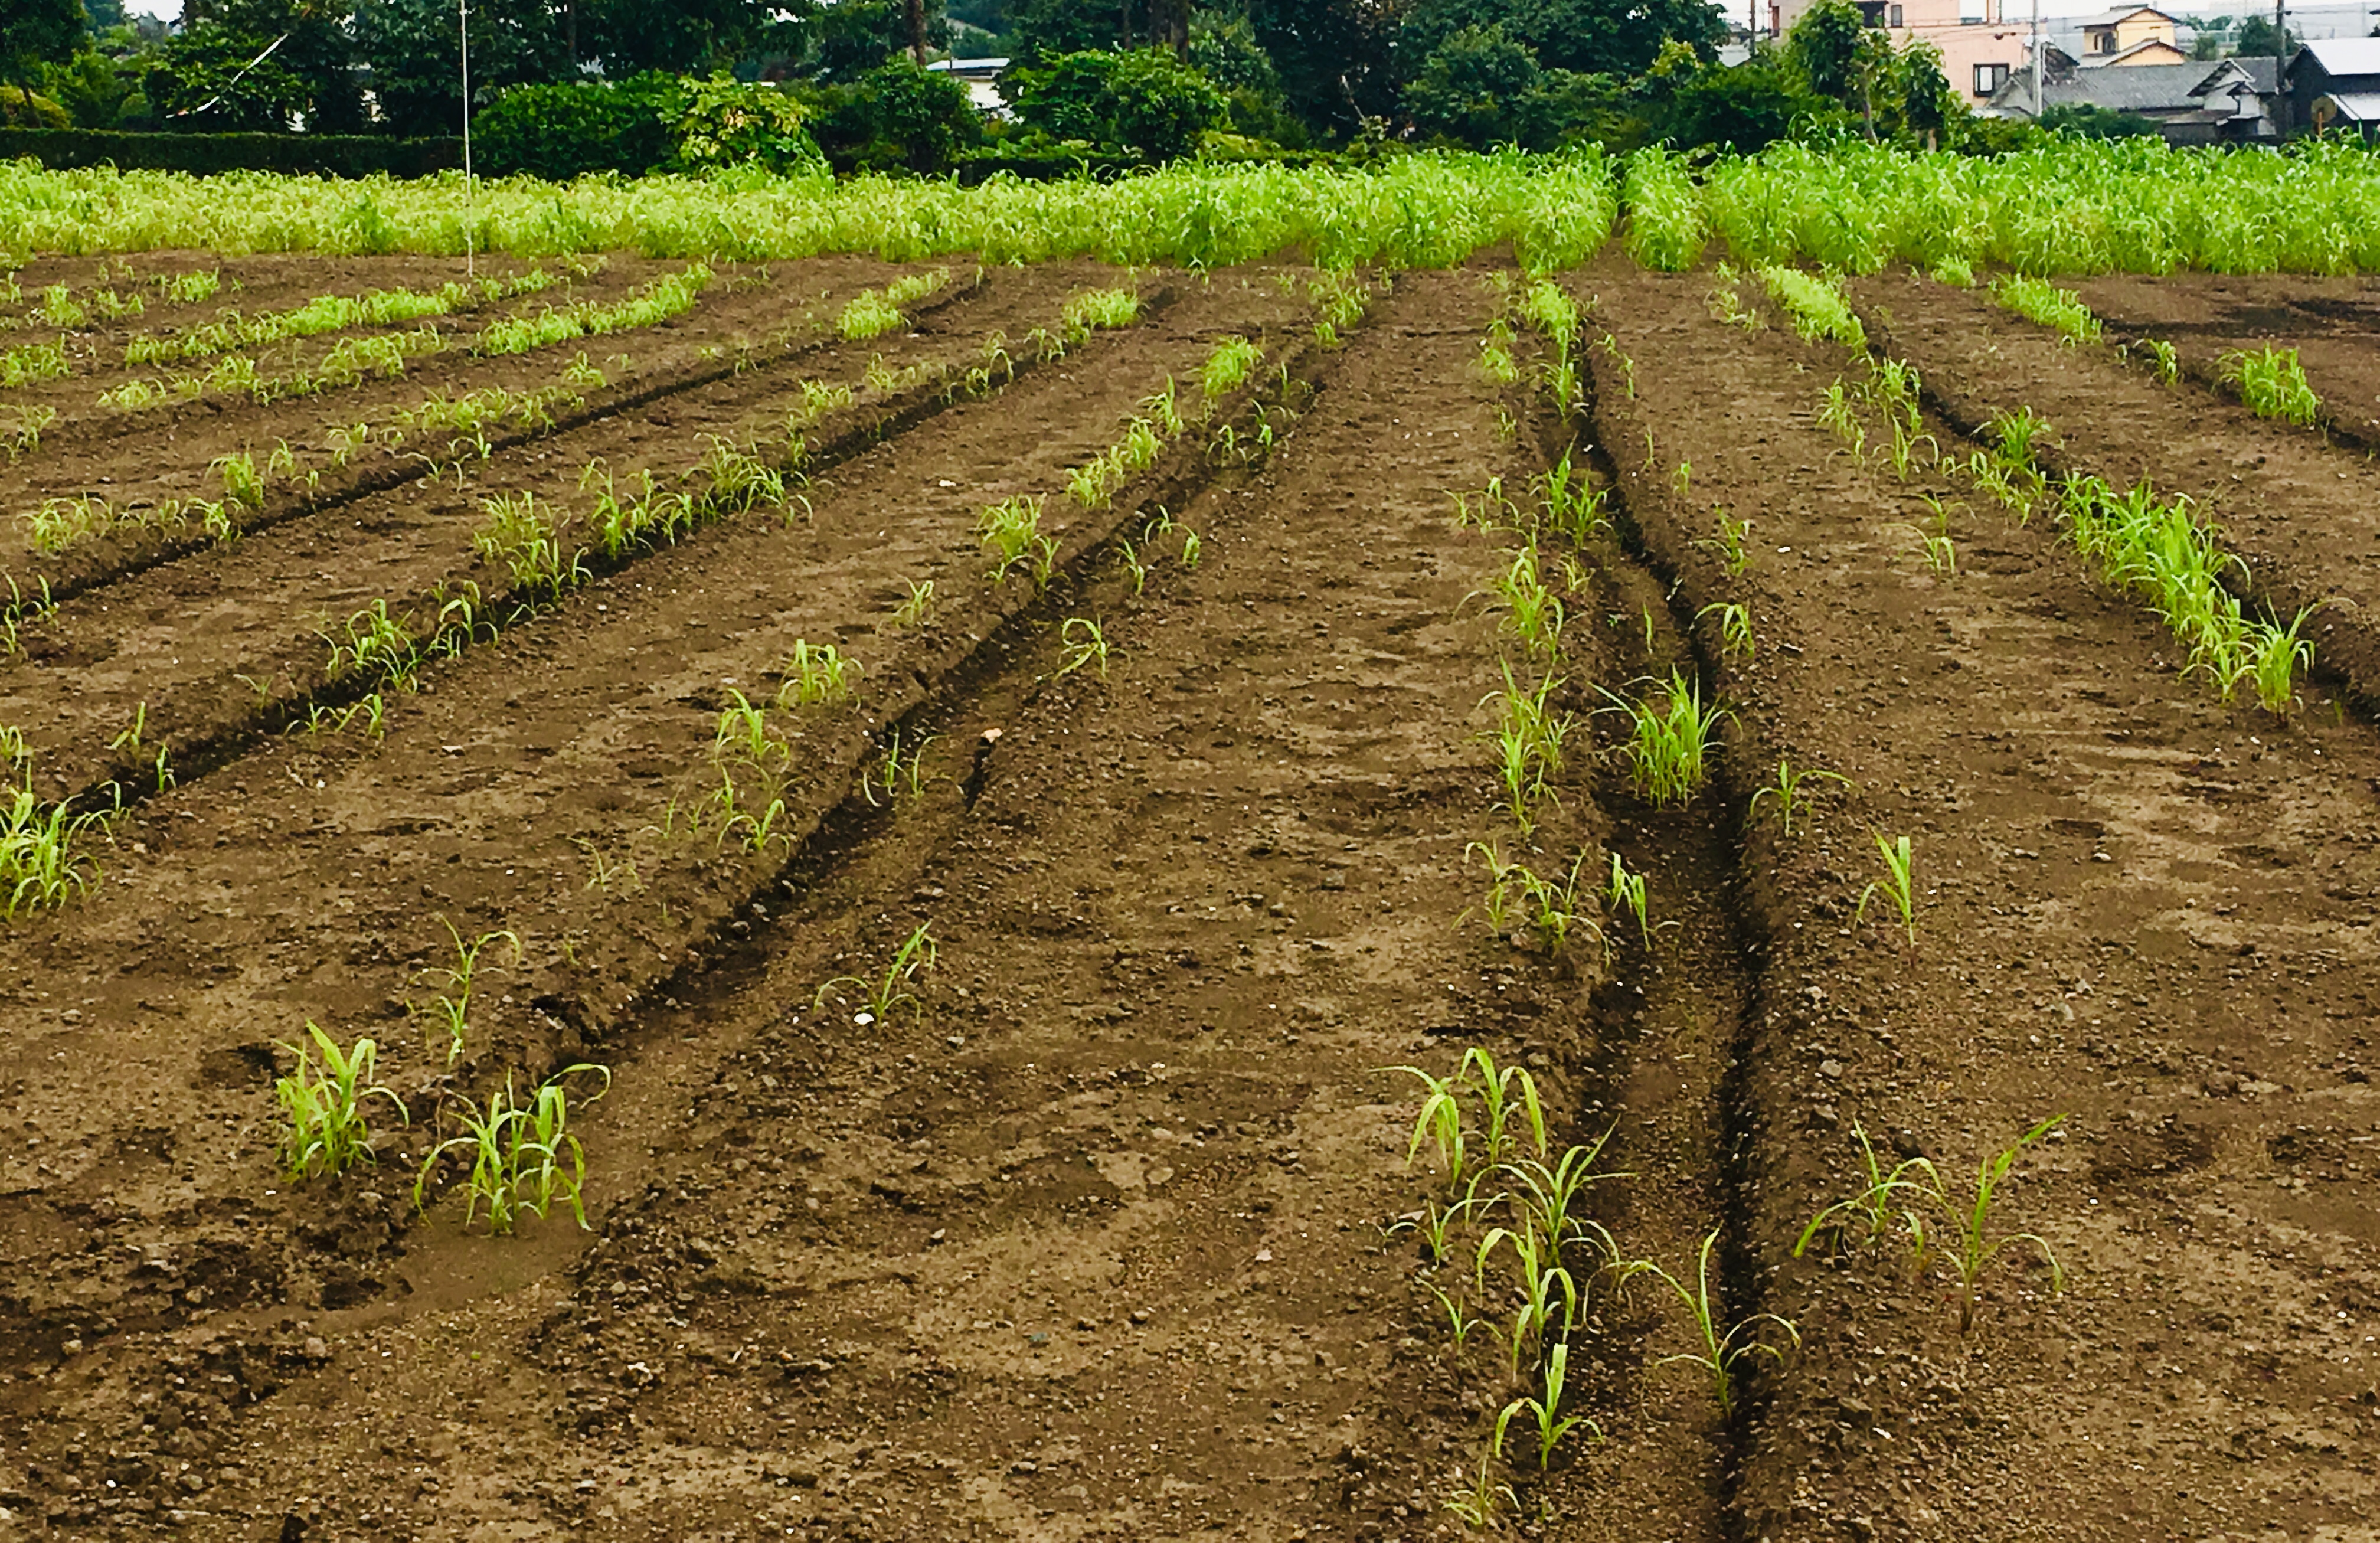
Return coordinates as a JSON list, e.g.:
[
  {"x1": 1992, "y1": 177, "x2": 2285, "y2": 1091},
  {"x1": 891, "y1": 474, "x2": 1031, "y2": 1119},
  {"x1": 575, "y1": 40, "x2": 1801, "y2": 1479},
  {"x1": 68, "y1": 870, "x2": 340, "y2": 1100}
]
[{"x1": 0, "y1": 152, "x2": 1617, "y2": 274}]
